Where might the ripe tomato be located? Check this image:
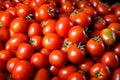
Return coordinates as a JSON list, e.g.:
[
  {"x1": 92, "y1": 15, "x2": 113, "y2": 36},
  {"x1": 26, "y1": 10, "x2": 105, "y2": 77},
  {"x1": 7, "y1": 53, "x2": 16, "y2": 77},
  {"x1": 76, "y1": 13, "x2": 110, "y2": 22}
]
[
  {"x1": 111, "y1": 3, "x2": 120, "y2": 12},
  {"x1": 5, "y1": 33, "x2": 29, "y2": 53},
  {"x1": 112, "y1": 68, "x2": 120, "y2": 80},
  {"x1": 40, "y1": 47, "x2": 51, "y2": 56},
  {"x1": 12, "y1": 60, "x2": 34, "y2": 80},
  {"x1": 67, "y1": 72, "x2": 87, "y2": 80},
  {"x1": 30, "y1": 52, "x2": 49, "y2": 68},
  {"x1": 68, "y1": 25, "x2": 87, "y2": 44},
  {"x1": 10, "y1": 17, "x2": 29, "y2": 34},
  {"x1": 115, "y1": 7, "x2": 120, "y2": 17},
  {"x1": 6, "y1": 7, "x2": 17, "y2": 18},
  {"x1": 0, "y1": 59, "x2": 5, "y2": 72},
  {"x1": 29, "y1": 35, "x2": 43, "y2": 50},
  {"x1": 77, "y1": 0, "x2": 91, "y2": 8},
  {"x1": 58, "y1": 65, "x2": 77, "y2": 80},
  {"x1": 67, "y1": 44, "x2": 86, "y2": 64},
  {"x1": 3, "y1": 1, "x2": 16, "y2": 9},
  {"x1": 0, "y1": 50, "x2": 13, "y2": 62},
  {"x1": 6, "y1": 58, "x2": 19, "y2": 73},
  {"x1": 49, "y1": 65, "x2": 59, "y2": 76},
  {"x1": 89, "y1": 0, "x2": 101, "y2": 8},
  {"x1": 41, "y1": 19, "x2": 56, "y2": 35},
  {"x1": 112, "y1": 43, "x2": 120, "y2": 57},
  {"x1": 49, "y1": 50, "x2": 67, "y2": 68},
  {"x1": 51, "y1": 76, "x2": 61, "y2": 80},
  {"x1": 42, "y1": 33, "x2": 62, "y2": 50},
  {"x1": 33, "y1": 68, "x2": 50, "y2": 80},
  {"x1": 90, "y1": 63, "x2": 110, "y2": 80},
  {"x1": 16, "y1": 43, "x2": 34, "y2": 60},
  {"x1": 100, "y1": 28, "x2": 116, "y2": 46},
  {"x1": 86, "y1": 36, "x2": 105, "y2": 57},
  {"x1": 78, "y1": 59, "x2": 94, "y2": 73},
  {"x1": 101, "y1": 51, "x2": 119, "y2": 69}
]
